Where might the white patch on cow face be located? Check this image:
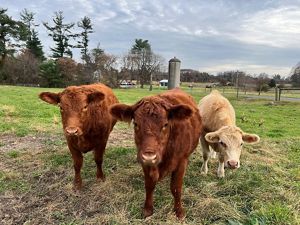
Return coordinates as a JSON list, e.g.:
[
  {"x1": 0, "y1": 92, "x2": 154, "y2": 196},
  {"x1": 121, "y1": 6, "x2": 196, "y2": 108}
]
[
  {"x1": 212, "y1": 126, "x2": 244, "y2": 170},
  {"x1": 222, "y1": 144, "x2": 242, "y2": 169}
]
